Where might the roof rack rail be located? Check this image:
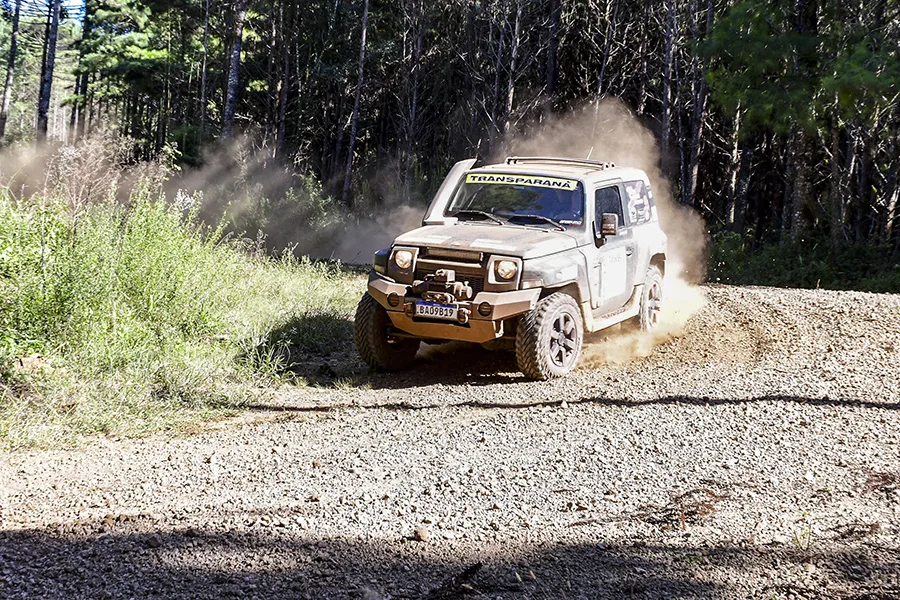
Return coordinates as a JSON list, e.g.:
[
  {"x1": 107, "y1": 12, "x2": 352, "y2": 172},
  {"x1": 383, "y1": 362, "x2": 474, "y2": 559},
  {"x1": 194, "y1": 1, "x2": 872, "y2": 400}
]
[{"x1": 505, "y1": 156, "x2": 616, "y2": 170}]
